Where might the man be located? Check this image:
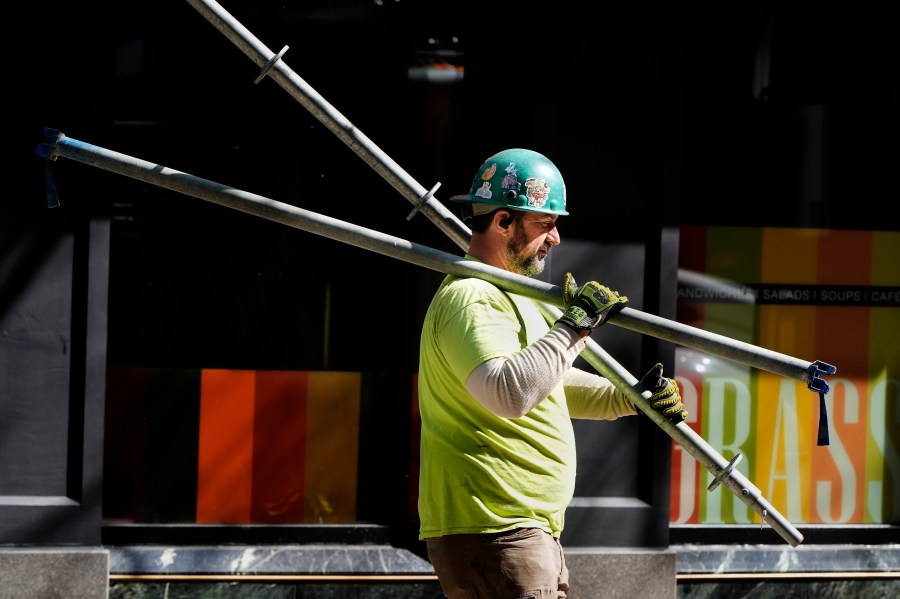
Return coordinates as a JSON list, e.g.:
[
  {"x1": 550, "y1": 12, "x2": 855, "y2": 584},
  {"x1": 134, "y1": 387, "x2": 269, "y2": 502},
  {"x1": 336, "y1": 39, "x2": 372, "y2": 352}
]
[{"x1": 417, "y1": 148, "x2": 687, "y2": 598}]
